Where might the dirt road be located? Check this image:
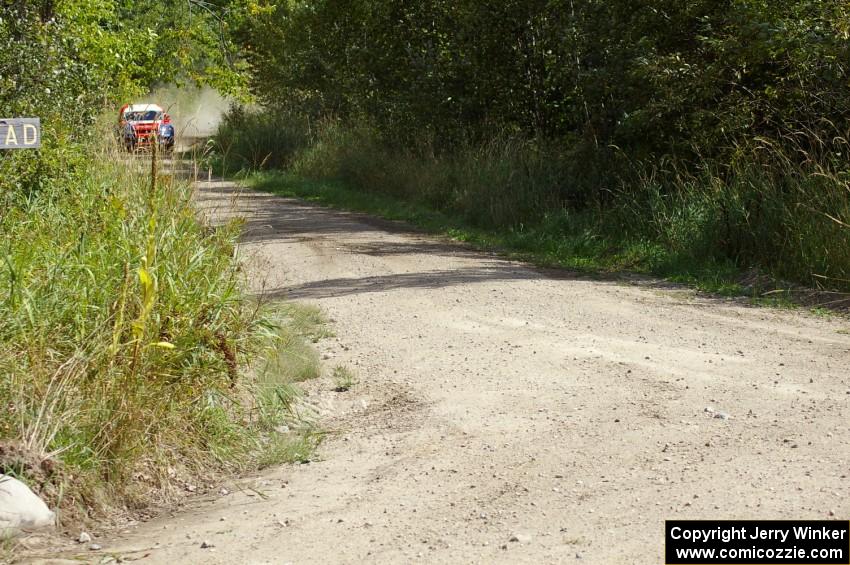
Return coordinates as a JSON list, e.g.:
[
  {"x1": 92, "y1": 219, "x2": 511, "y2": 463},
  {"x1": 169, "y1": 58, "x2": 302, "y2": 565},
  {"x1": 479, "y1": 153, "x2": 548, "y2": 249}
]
[{"x1": 106, "y1": 180, "x2": 850, "y2": 564}]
